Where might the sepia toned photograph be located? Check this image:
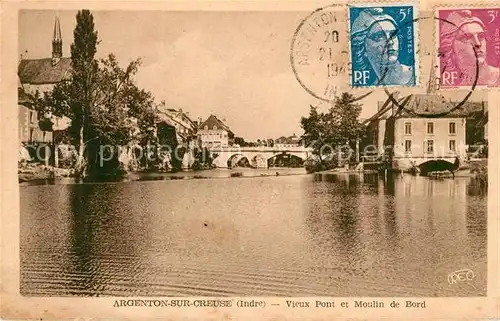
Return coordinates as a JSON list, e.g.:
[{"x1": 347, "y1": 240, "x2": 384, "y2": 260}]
[{"x1": 16, "y1": 6, "x2": 489, "y2": 301}]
